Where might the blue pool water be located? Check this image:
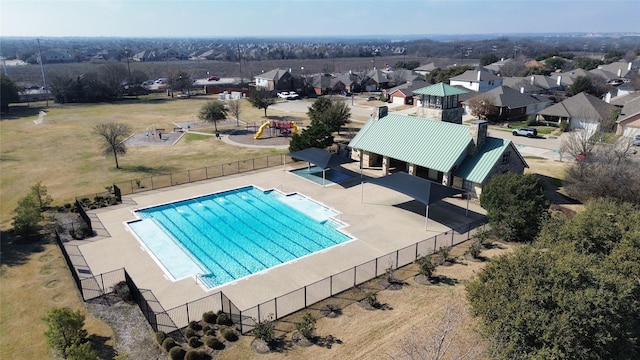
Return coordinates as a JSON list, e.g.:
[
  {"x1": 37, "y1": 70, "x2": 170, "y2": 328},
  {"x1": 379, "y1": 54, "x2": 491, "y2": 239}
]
[{"x1": 127, "y1": 186, "x2": 352, "y2": 288}]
